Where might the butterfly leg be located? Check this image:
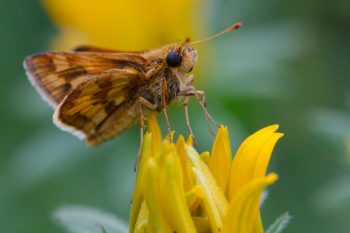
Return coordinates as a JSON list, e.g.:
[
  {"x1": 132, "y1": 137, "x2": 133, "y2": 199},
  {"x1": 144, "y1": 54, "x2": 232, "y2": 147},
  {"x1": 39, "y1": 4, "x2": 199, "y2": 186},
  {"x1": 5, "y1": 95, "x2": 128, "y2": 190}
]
[
  {"x1": 194, "y1": 90, "x2": 218, "y2": 137},
  {"x1": 134, "y1": 97, "x2": 158, "y2": 172},
  {"x1": 160, "y1": 78, "x2": 172, "y2": 142},
  {"x1": 183, "y1": 96, "x2": 197, "y2": 146},
  {"x1": 180, "y1": 75, "x2": 220, "y2": 137}
]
